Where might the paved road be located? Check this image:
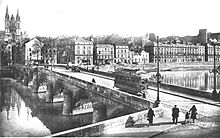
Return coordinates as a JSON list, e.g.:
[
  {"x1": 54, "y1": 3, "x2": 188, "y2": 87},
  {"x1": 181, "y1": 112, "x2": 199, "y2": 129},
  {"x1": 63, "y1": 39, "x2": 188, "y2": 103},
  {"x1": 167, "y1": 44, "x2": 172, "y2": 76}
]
[{"x1": 51, "y1": 66, "x2": 220, "y2": 137}]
